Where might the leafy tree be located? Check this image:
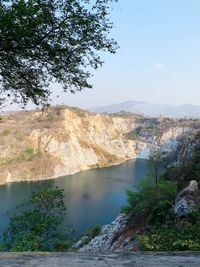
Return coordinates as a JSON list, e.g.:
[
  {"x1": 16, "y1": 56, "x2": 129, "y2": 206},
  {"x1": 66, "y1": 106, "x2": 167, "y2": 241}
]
[
  {"x1": 122, "y1": 177, "x2": 177, "y2": 227},
  {"x1": 148, "y1": 200, "x2": 176, "y2": 226},
  {"x1": 1, "y1": 185, "x2": 73, "y2": 251},
  {"x1": 0, "y1": 0, "x2": 118, "y2": 107}
]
